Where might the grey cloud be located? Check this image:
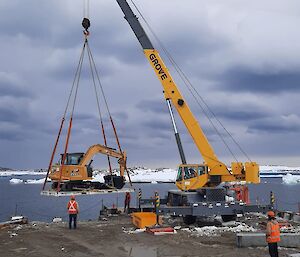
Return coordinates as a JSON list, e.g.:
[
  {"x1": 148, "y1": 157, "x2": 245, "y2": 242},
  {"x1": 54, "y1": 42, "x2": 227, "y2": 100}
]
[
  {"x1": 0, "y1": 107, "x2": 22, "y2": 123},
  {"x1": 0, "y1": 130, "x2": 23, "y2": 141},
  {"x1": 142, "y1": 118, "x2": 172, "y2": 131},
  {"x1": 0, "y1": 73, "x2": 33, "y2": 98},
  {"x1": 216, "y1": 68, "x2": 300, "y2": 93},
  {"x1": 111, "y1": 111, "x2": 129, "y2": 121},
  {"x1": 136, "y1": 99, "x2": 167, "y2": 114},
  {"x1": 1, "y1": 0, "x2": 300, "y2": 168},
  {"x1": 214, "y1": 107, "x2": 269, "y2": 121},
  {"x1": 73, "y1": 113, "x2": 97, "y2": 121},
  {"x1": 247, "y1": 115, "x2": 300, "y2": 134}
]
